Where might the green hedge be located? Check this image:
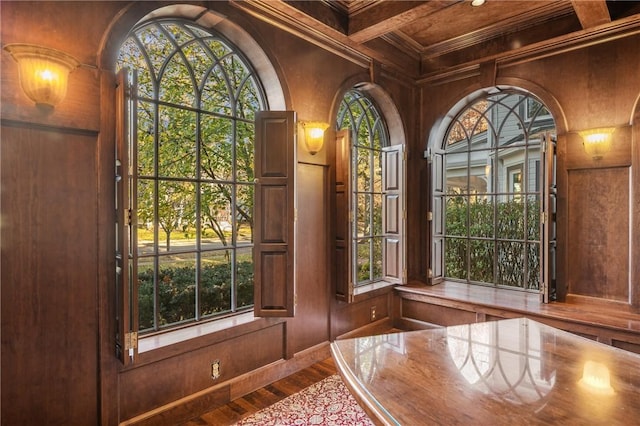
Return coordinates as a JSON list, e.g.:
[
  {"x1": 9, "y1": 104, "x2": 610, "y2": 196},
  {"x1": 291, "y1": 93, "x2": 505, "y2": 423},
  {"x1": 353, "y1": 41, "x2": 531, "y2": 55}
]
[
  {"x1": 138, "y1": 261, "x2": 254, "y2": 330},
  {"x1": 445, "y1": 197, "x2": 540, "y2": 290}
]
